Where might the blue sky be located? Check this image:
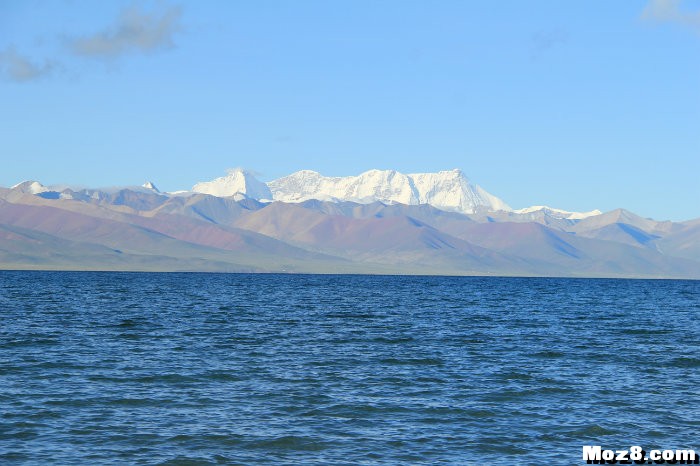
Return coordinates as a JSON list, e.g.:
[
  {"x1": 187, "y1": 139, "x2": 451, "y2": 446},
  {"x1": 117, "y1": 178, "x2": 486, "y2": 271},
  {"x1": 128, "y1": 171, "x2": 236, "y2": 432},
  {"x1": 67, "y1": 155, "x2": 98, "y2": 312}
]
[{"x1": 1, "y1": 1, "x2": 698, "y2": 220}]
